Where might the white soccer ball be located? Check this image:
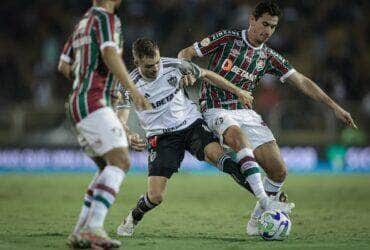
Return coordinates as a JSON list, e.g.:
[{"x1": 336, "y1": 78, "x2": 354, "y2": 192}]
[{"x1": 258, "y1": 209, "x2": 291, "y2": 241}]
